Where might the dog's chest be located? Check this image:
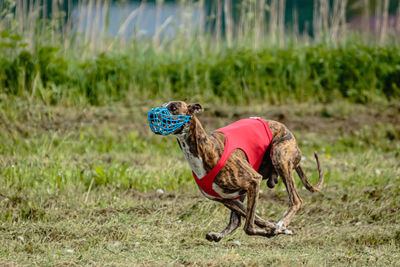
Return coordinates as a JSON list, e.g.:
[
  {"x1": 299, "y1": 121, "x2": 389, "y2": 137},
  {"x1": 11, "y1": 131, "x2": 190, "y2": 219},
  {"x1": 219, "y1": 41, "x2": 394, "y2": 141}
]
[
  {"x1": 176, "y1": 137, "x2": 207, "y2": 179},
  {"x1": 176, "y1": 136, "x2": 243, "y2": 200}
]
